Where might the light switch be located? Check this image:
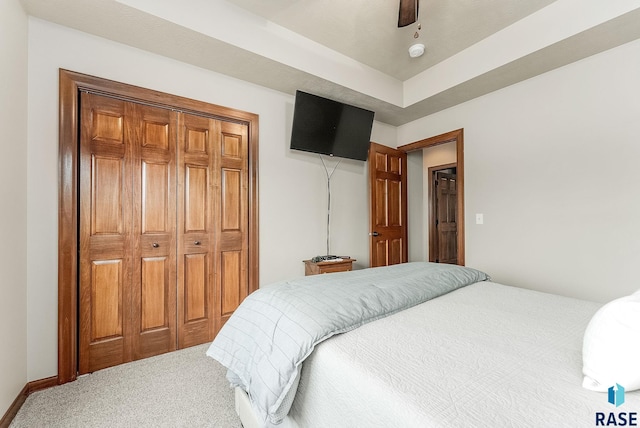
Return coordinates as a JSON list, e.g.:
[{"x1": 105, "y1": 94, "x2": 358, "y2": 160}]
[{"x1": 476, "y1": 213, "x2": 484, "y2": 225}]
